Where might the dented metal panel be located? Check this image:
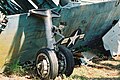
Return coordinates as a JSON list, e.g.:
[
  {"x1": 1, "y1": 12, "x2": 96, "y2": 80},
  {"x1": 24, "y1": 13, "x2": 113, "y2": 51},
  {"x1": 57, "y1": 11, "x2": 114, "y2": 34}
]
[
  {"x1": 53, "y1": 1, "x2": 120, "y2": 46},
  {"x1": 102, "y1": 20, "x2": 120, "y2": 56}
]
